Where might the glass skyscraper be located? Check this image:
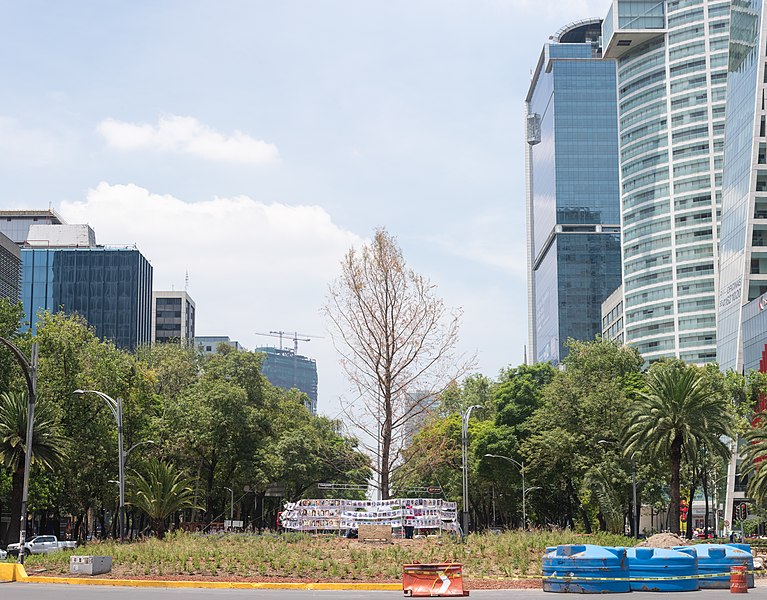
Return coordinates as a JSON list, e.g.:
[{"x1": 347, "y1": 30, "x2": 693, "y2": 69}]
[
  {"x1": 21, "y1": 246, "x2": 153, "y2": 350},
  {"x1": 525, "y1": 19, "x2": 623, "y2": 364},
  {"x1": 717, "y1": 0, "x2": 763, "y2": 371},
  {"x1": 602, "y1": 0, "x2": 730, "y2": 364},
  {"x1": 716, "y1": 0, "x2": 762, "y2": 531}
]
